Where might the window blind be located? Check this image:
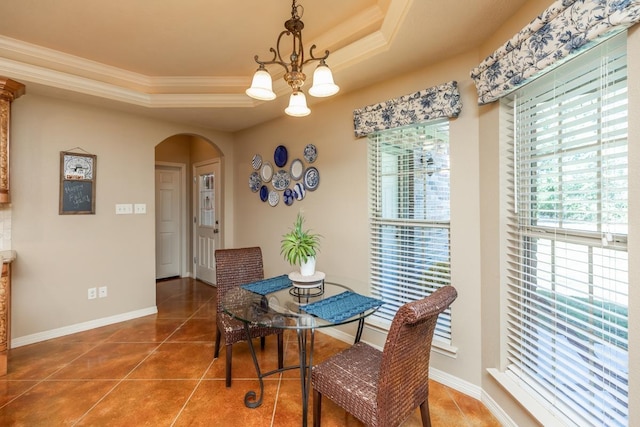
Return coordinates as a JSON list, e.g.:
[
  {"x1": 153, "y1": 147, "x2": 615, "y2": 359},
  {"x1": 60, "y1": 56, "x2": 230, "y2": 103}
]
[
  {"x1": 504, "y1": 33, "x2": 628, "y2": 426},
  {"x1": 367, "y1": 120, "x2": 452, "y2": 343}
]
